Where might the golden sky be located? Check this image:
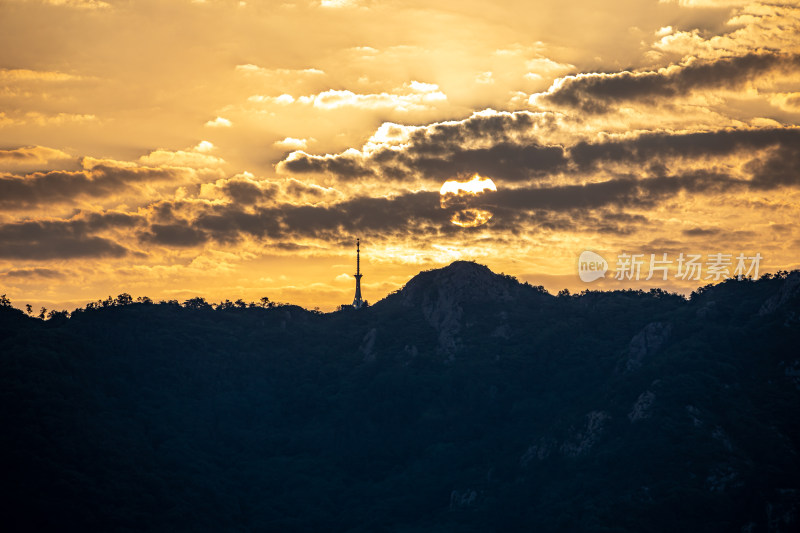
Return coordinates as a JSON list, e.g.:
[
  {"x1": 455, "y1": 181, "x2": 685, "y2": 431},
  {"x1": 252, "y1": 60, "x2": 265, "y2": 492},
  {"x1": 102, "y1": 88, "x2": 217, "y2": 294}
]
[{"x1": 1, "y1": 0, "x2": 799, "y2": 311}]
